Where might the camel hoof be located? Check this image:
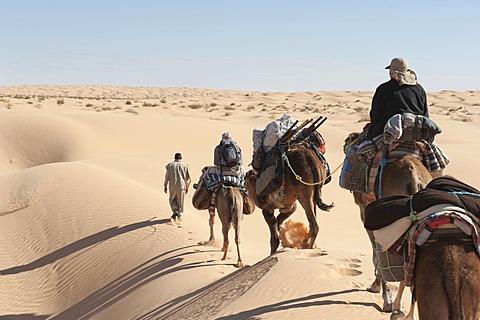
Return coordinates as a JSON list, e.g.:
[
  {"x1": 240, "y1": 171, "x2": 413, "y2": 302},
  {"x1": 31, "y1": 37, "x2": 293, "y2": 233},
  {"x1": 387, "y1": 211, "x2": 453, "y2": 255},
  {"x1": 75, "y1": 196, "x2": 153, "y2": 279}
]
[
  {"x1": 198, "y1": 239, "x2": 215, "y2": 246},
  {"x1": 366, "y1": 284, "x2": 380, "y2": 293},
  {"x1": 236, "y1": 262, "x2": 244, "y2": 268},
  {"x1": 390, "y1": 310, "x2": 405, "y2": 320},
  {"x1": 367, "y1": 281, "x2": 381, "y2": 293},
  {"x1": 382, "y1": 290, "x2": 394, "y2": 312},
  {"x1": 383, "y1": 302, "x2": 393, "y2": 313}
]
